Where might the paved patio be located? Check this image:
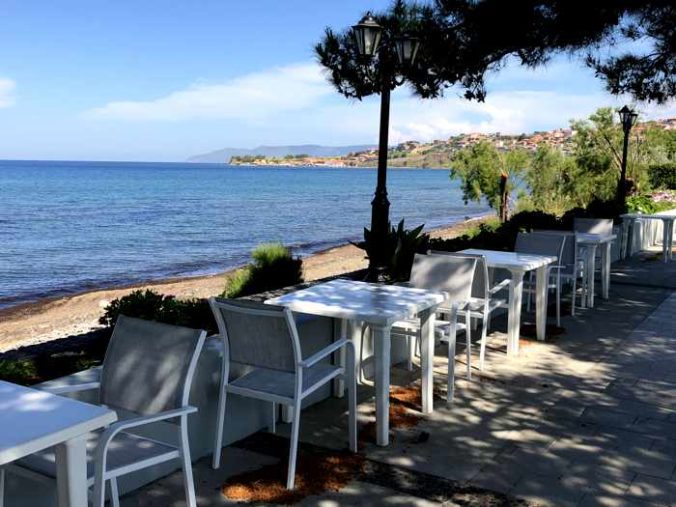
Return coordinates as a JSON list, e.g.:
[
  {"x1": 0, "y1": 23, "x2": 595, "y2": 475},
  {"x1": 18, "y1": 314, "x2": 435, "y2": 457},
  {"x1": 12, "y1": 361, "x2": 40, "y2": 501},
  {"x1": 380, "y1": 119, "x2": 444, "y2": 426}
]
[{"x1": 123, "y1": 254, "x2": 676, "y2": 506}]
